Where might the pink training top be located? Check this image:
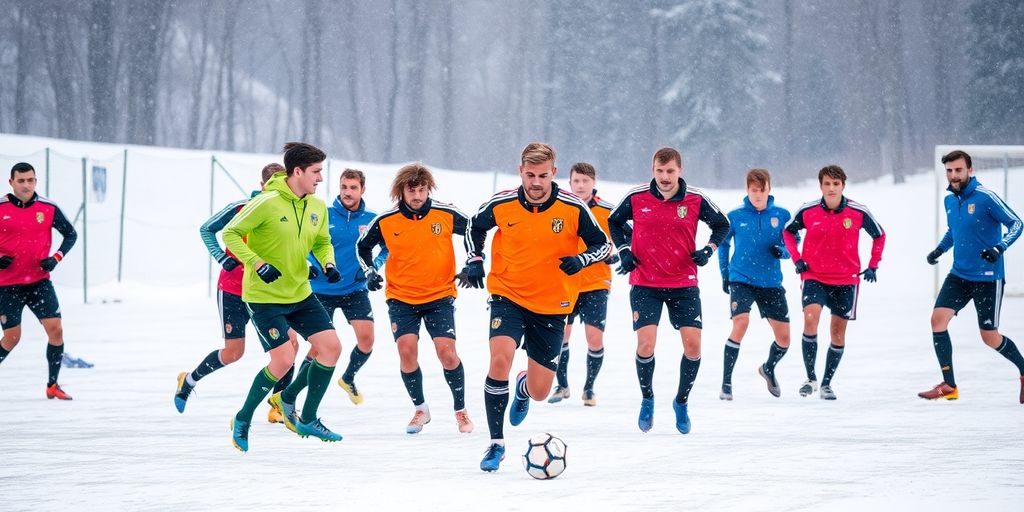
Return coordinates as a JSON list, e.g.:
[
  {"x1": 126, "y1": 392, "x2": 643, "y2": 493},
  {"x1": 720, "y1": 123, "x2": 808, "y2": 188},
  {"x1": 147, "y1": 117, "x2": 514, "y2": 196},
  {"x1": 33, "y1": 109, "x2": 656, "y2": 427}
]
[
  {"x1": 0, "y1": 193, "x2": 77, "y2": 287},
  {"x1": 783, "y1": 196, "x2": 885, "y2": 285}
]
